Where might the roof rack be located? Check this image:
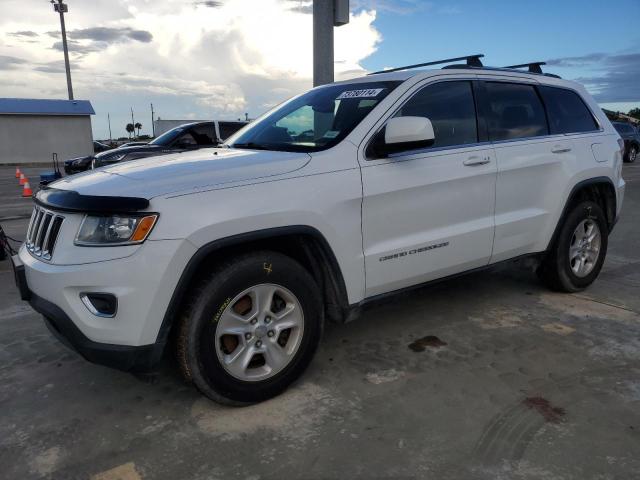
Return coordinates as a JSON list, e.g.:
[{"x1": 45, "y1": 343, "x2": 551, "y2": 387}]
[
  {"x1": 504, "y1": 61, "x2": 546, "y2": 74},
  {"x1": 369, "y1": 54, "x2": 484, "y2": 75}
]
